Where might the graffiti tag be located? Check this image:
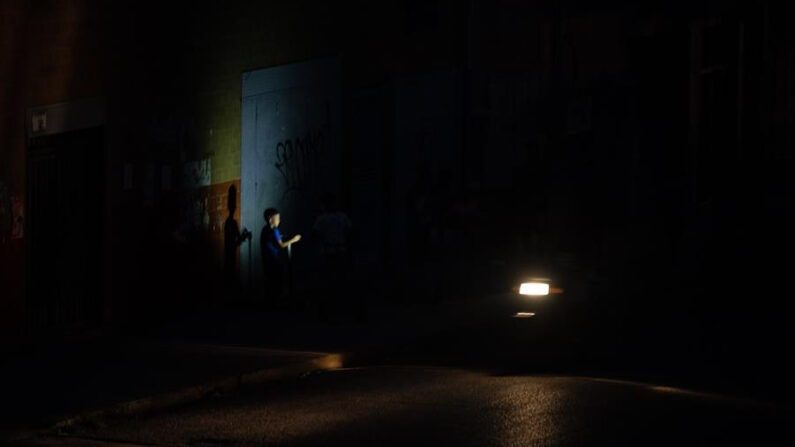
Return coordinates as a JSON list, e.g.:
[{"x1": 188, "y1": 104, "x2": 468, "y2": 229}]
[{"x1": 274, "y1": 131, "x2": 324, "y2": 198}]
